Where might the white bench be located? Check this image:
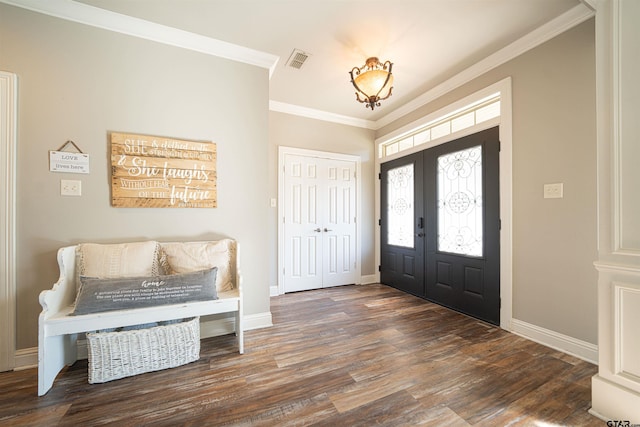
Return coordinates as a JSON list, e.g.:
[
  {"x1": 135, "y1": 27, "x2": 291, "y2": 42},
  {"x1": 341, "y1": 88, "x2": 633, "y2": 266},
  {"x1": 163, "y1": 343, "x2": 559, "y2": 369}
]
[{"x1": 38, "y1": 239, "x2": 243, "y2": 396}]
